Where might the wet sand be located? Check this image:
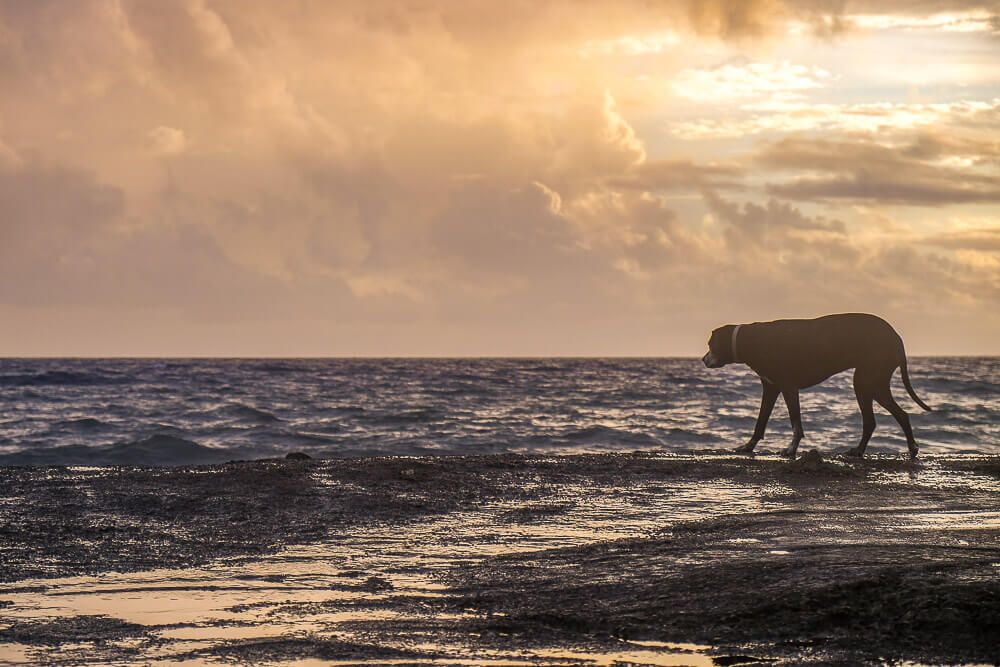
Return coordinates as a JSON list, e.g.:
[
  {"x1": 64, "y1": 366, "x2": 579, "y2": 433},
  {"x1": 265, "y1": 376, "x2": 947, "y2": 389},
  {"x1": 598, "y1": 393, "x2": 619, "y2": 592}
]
[{"x1": 1, "y1": 451, "x2": 998, "y2": 665}]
